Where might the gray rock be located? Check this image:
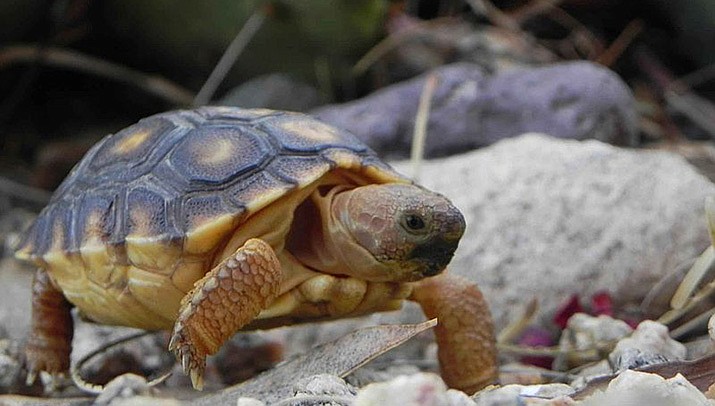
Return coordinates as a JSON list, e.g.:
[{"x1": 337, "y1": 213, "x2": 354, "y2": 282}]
[
  {"x1": 293, "y1": 374, "x2": 357, "y2": 397},
  {"x1": 284, "y1": 374, "x2": 357, "y2": 406},
  {"x1": 355, "y1": 373, "x2": 475, "y2": 406},
  {"x1": 237, "y1": 399, "x2": 266, "y2": 406},
  {"x1": 313, "y1": 62, "x2": 637, "y2": 158},
  {"x1": 554, "y1": 314, "x2": 633, "y2": 370},
  {"x1": 0, "y1": 258, "x2": 33, "y2": 341},
  {"x1": 472, "y1": 383, "x2": 575, "y2": 406},
  {"x1": 609, "y1": 320, "x2": 686, "y2": 371},
  {"x1": 579, "y1": 370, "x2": 713, "y2": 406},
  {"x1": 220, "y1": 73, "x2": 322, "y2": 112},
  {"x1": 0, "y1": 339, "x2": 23, "y2": 391},
  {"x1": 94, "y1": 373, "x2": 154, "y2": 406},
  {"x1": 392, "y1": 134, "x2": 715, "y2": 330}
]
